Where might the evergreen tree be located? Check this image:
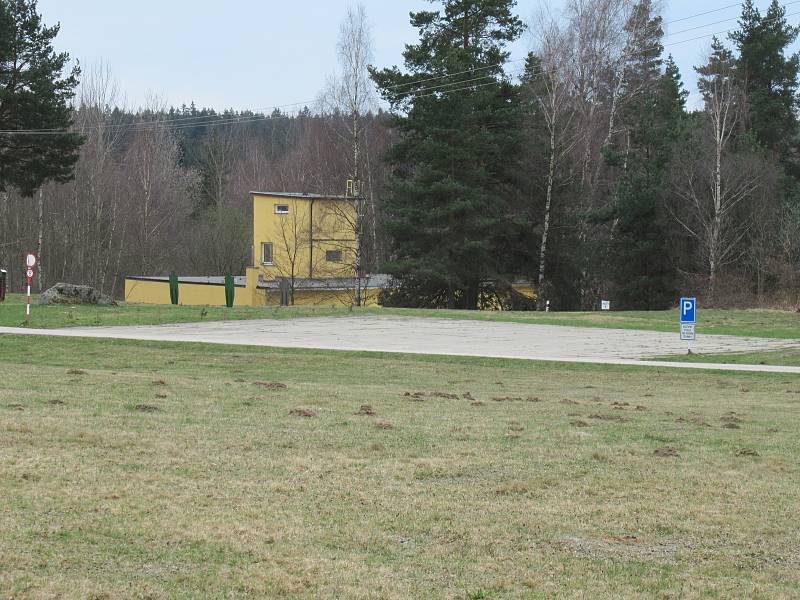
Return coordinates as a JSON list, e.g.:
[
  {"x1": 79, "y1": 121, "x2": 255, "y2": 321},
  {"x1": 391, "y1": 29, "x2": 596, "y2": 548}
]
[
  {"x1": 517, "y1": 53, "x2": 551, "y2": 287},
  {"x1": 370, "y1": 0, "x2": 525, "y2": 309},
  {"x1": 622, "y1": 0, "x2": 664, "y2": 93},
  {"x1": 696, "y1": 37, "x2": 740, "y2": 100},
  {"x1": 607, "y1": 2, "x2": 686, "y2": 309},
  {"x1": 0, "y1": 0, "x2": 82, "y2": 196},
  {"x1": 730, "y1": 0, "x2": 800, "y2": 166}
]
